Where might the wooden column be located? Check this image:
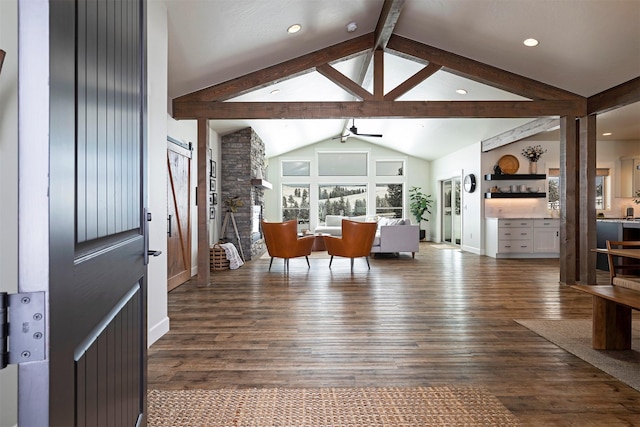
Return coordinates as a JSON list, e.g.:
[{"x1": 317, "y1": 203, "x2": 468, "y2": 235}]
[
  {"x1": 197, "y1": 119, "x2": 210, "y2": 285},
  {"x1": 559, "y1": 116, "x2": 577, "y2": 285},
  {"x1": 578, "y1": 115, "x2": 597, "y2": 284}
]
